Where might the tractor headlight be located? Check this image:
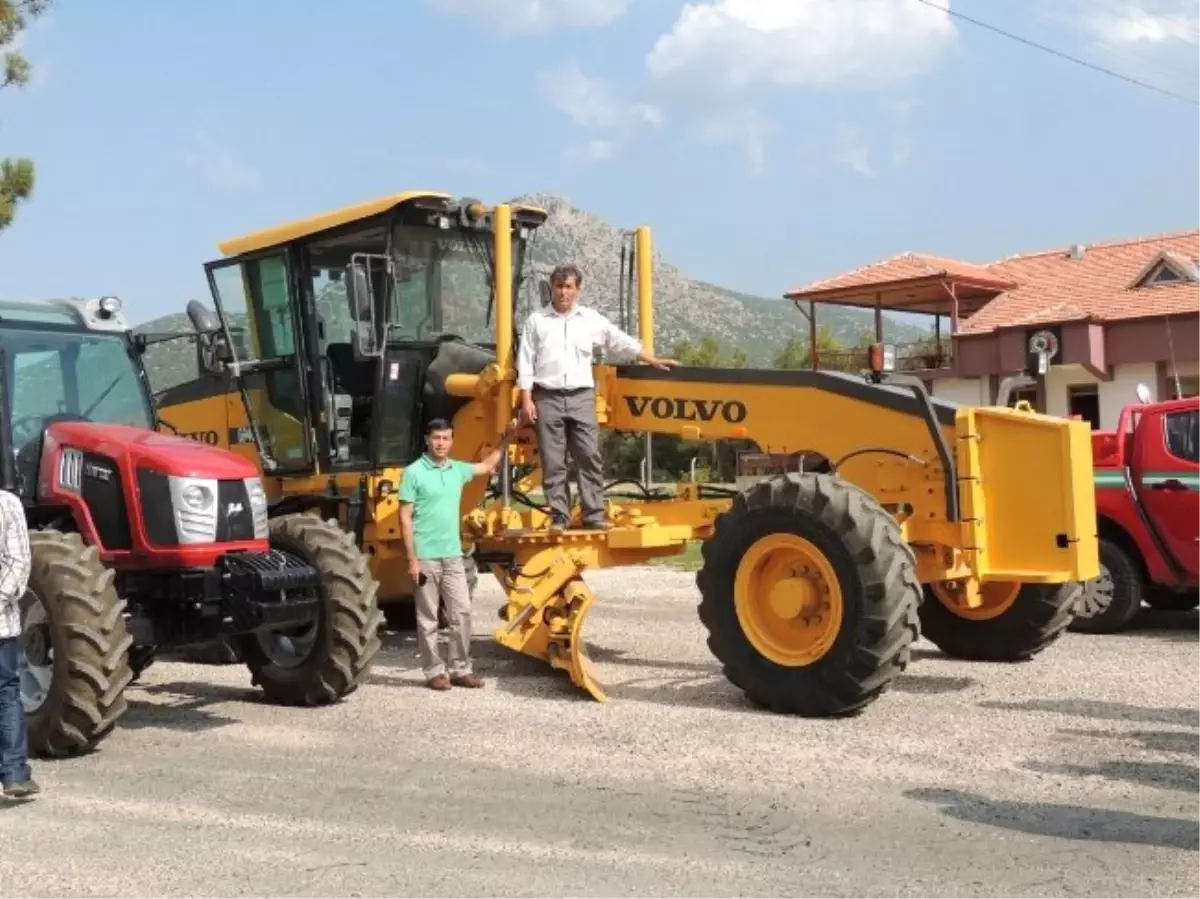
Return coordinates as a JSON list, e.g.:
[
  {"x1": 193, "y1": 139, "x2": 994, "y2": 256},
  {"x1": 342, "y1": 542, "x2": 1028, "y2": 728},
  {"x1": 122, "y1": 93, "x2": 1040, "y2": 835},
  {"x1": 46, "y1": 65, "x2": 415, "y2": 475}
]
[
  {"x1": 180, "y1": 483, "x2": 215, "y2": 511},
  {"x1": 245, "y1": 476, "x2": 269, "y2": 539}
]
